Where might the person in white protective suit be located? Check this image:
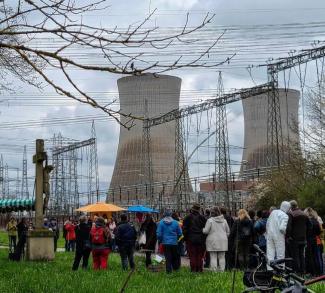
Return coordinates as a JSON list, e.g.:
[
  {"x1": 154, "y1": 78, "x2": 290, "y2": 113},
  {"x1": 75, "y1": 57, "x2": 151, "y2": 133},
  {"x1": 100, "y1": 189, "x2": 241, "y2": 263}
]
[{"x1": 266, "y1": 201, "x2": 291, "y2": 269}]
